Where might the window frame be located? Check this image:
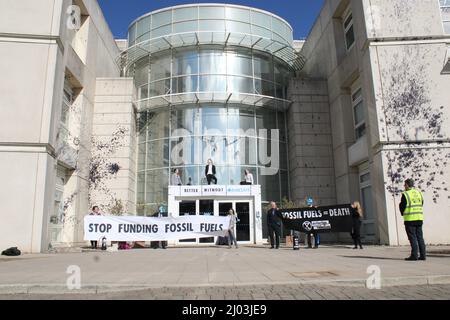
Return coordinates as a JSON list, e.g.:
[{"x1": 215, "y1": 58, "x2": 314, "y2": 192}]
[
  {"x1": 343, "y1": 8, "x2": 355, "y2": 51},
  {"x1": 439, "y1": 0, "x2": 450, "y2": 34},
  {"x1": 351, "y1": 86, "x2": 366, "y2": 140}
]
